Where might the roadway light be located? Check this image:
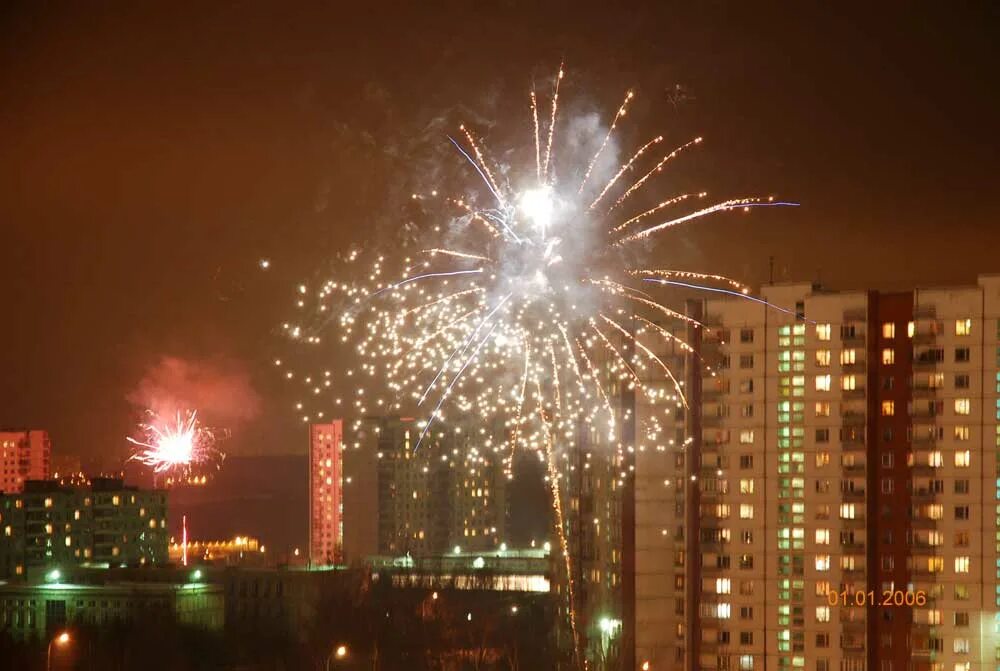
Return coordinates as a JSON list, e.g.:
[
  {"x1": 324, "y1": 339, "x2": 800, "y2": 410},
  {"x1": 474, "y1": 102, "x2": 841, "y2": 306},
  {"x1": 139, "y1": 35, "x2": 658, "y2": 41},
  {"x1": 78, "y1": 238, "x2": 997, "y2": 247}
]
[
  {"x1": 335, "y1": 645, "x2": 347, "y2": 659},
  {"x1": 47, "y1": 631, "x2": 71, "y2": 671}
]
